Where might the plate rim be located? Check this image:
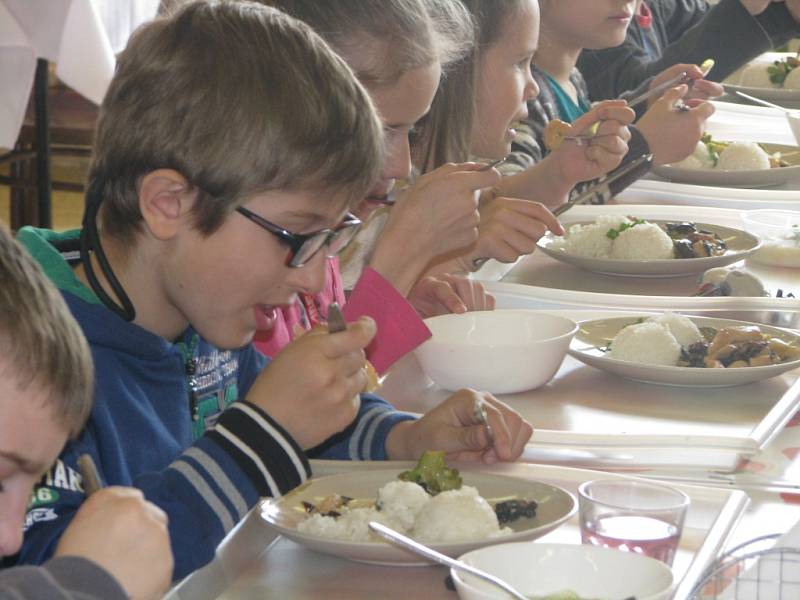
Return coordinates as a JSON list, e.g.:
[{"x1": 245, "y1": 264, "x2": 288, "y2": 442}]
[
  {"x1": 259, "y1": 468, "x2": 578, "y2": 560},
  {"x1": 567, "y1": 314, "x2": 800, "y2": 385},
  {"x1": 537, "y1": 219, "x2": 761, "y2": 274}
]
